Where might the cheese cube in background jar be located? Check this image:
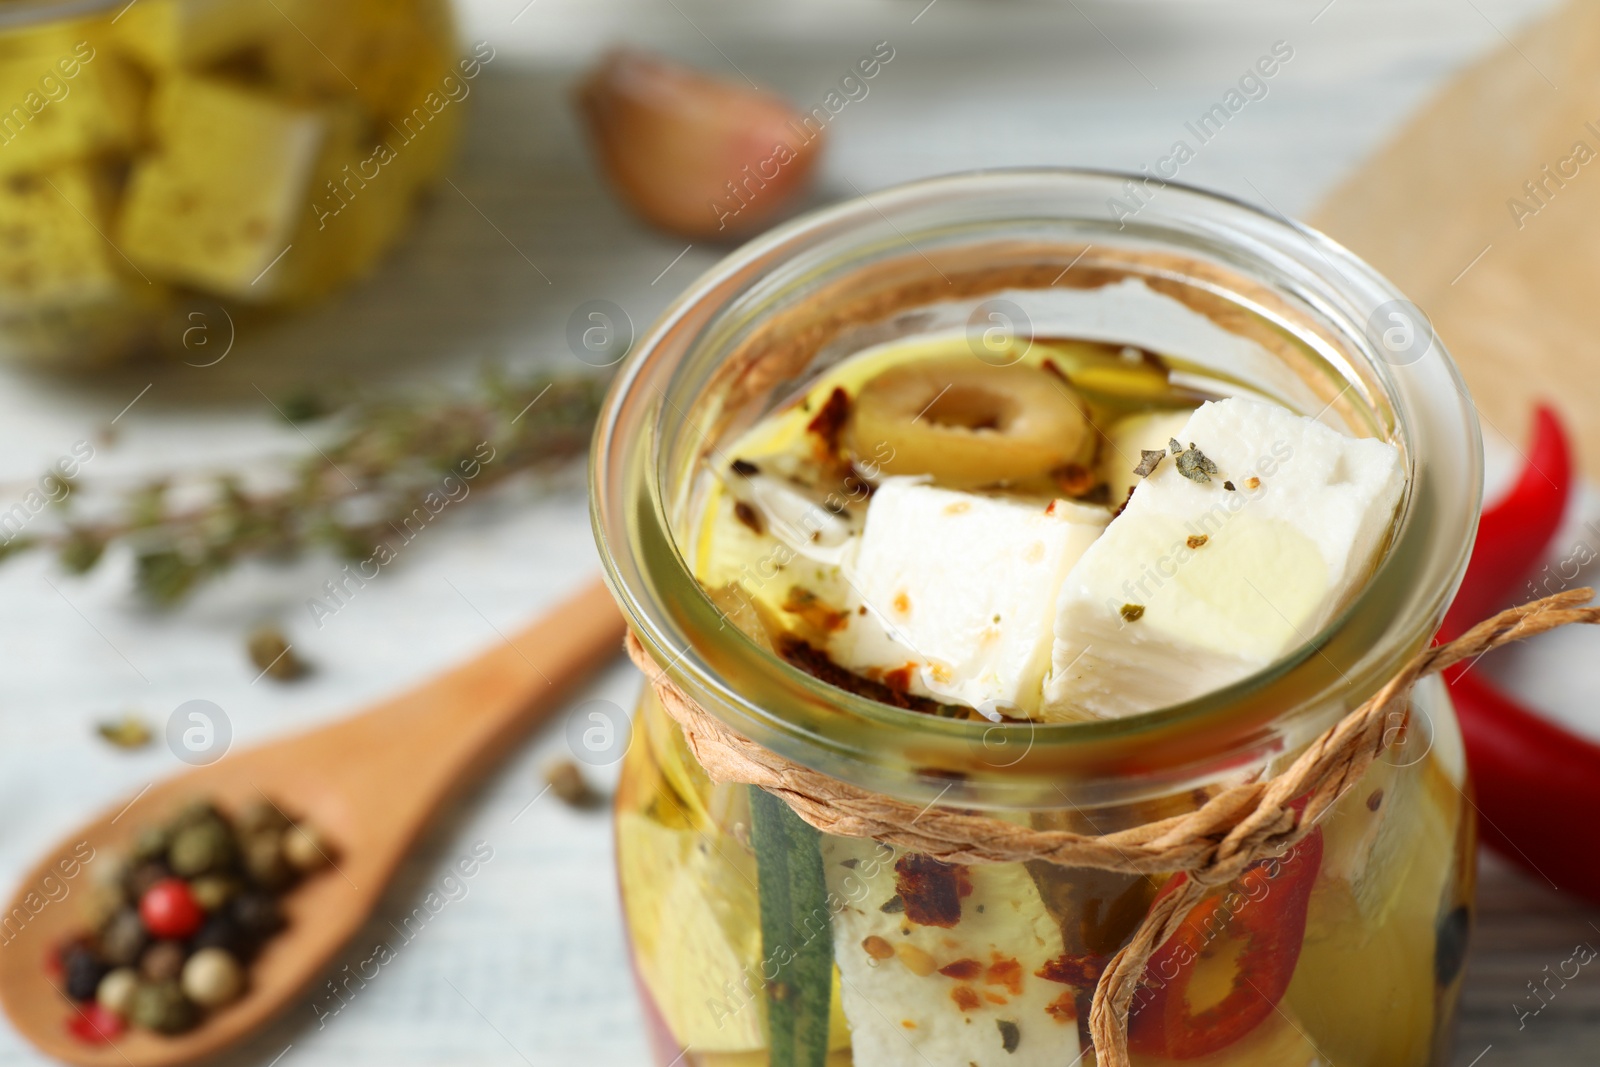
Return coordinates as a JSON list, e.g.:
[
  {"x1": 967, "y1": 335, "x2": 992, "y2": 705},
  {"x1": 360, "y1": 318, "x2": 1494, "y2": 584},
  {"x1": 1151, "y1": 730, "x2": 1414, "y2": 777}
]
[
  {"x1": 0, "y1": 165, "x2": 164, "y2": 365},
  {"x1": 0, "y1": 27, "x2": 142, "y2": 177},
  {"x1": 117, "y1": 76, "x2": 331, "y2": 300},
  {"x1": 595, "y1": 173, "x2": 1484, "y2": 1067},
  {"x1": 110, "y1": 0, "x2": 280, "y2": 72},
  {"x1": 0, "y1": 0, "x2": 460, "y2": 366}
]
